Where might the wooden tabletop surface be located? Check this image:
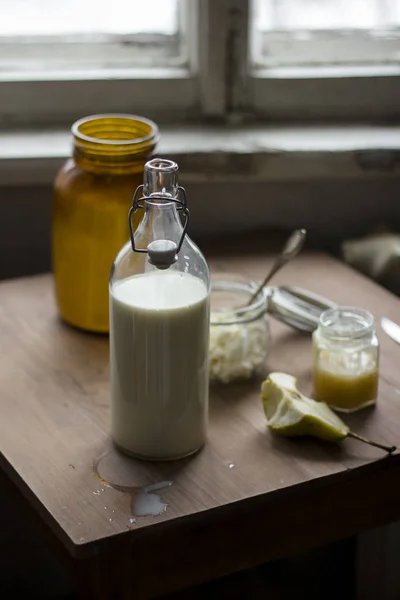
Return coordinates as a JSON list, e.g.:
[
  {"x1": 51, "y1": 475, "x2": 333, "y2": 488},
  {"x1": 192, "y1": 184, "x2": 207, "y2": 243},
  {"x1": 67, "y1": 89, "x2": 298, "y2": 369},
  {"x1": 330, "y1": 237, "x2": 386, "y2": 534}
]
[{"x1": 1, "y1": 236, "x2": 400, "y2": 597}]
